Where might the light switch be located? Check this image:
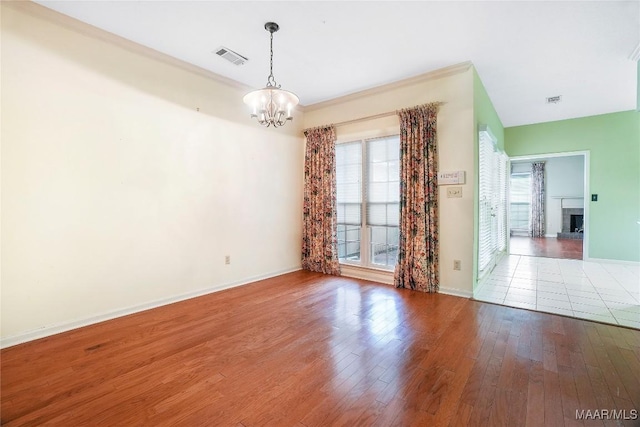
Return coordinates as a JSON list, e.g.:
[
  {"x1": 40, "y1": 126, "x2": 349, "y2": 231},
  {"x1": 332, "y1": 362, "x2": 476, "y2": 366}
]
[{"x1": 447, "y1": 187, "x2": 462, "y2": 198}]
